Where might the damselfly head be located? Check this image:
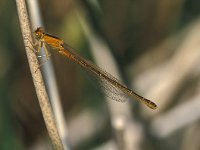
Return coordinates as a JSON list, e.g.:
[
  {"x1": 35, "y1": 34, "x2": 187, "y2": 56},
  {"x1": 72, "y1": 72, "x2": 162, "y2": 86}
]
[{"x1": 34, "y1": 27, "x2": 45, "y2": 40}]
